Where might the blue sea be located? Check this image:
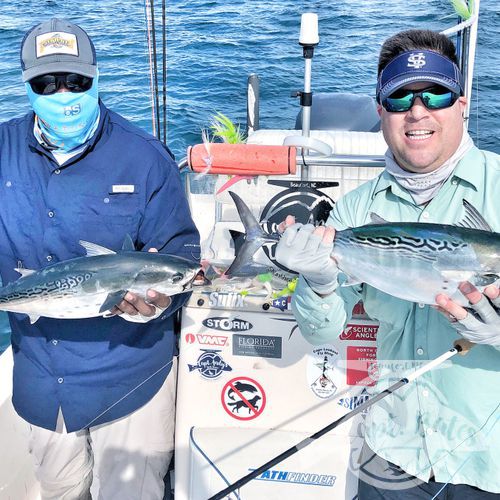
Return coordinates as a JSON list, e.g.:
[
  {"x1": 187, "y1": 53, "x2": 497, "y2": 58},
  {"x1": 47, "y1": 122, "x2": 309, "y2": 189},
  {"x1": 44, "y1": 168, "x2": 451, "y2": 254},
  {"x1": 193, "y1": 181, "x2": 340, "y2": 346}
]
[{"x1": 0, "y1": 0, "x2": 498, "y2": 351}]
